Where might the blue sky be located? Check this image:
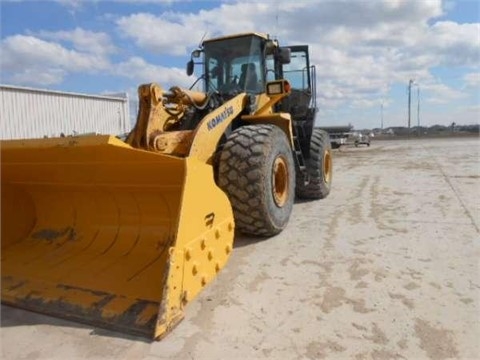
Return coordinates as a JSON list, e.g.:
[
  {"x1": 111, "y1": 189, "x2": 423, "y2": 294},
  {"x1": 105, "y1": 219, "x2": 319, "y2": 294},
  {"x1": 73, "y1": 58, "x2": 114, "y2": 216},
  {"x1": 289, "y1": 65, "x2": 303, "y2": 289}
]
[{"x1": 1, "y1": 0, "x2": 479, "y2": 129}]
